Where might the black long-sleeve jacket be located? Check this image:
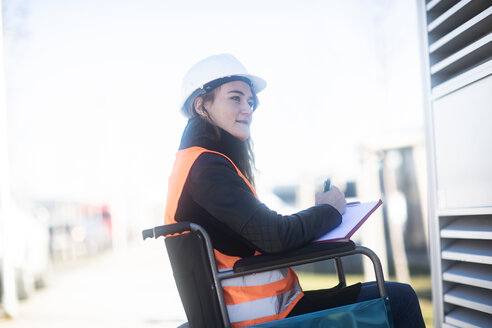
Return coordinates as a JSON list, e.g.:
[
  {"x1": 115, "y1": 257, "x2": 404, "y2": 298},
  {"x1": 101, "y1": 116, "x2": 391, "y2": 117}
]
[{"x1": 174, "y1": 118, "x2": 342, "y2": 258}]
